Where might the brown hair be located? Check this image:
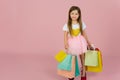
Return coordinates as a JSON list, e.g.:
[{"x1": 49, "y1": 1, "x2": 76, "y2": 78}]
[{"x1": 67, "y1": 6, "x2": 83, "y2": 36}]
